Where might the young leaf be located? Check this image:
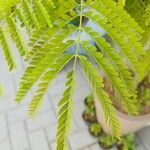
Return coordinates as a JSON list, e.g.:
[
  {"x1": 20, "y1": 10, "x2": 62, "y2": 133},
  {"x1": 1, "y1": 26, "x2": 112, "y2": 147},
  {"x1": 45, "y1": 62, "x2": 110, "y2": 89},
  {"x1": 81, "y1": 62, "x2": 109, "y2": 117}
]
[
  {"x1": 57, "y1": 70, "x2": 75, "y2": 150},
  {"x1": 84, "y1": 1, "x2": 144, "y2": 76},
  {"x1": 84, "y1": 27, "x2": 136, "y2": 100},
  {"x1": 82, "y1": 41, "x2": 138, "y2": 115},
  {"x1": 80, "y1": 56, "x2": 120, "y2": 138},
  {"x1": 22, "y1": 0, "x2": 40, "y2": 32},
  {"x1": 15, "y1": 41, "x2": 74, "y2": 102},
  {"x1": 6, "y1": 12, "x2": 28, "y2": 57},
  {"x1": 32, "y1": 0, "x2": 52, "y2": 28},
  {"x1": 141, "y1": 49, "x2": 150, "y2": 79},
  {"x1": 0, "y1": 25, "x2": 16, "y2": 70},
  {"x1": 29, "y1": 53, "x2": 74, "y2": 117}
]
